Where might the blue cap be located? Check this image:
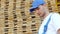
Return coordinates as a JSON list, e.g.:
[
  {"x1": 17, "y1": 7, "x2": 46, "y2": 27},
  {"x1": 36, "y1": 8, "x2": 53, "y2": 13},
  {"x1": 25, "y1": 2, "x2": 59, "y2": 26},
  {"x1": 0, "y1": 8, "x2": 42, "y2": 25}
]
[{"x1": 30, "y1": 0, "x2": 45, "y2": 12}]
